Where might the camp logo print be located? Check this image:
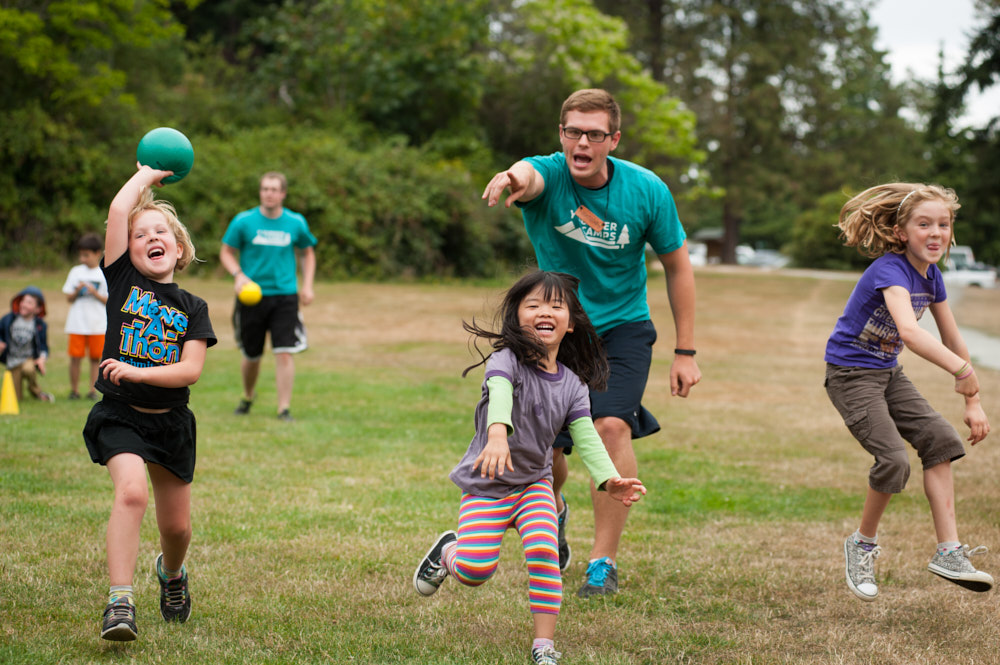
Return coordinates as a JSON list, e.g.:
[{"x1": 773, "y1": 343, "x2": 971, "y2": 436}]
[
  {"x1": 554, "y1": 206, "x2": 631, "y2": 249},
  {"x1": 117, "y1": 286, "x2": 188, "y2": 367}
]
